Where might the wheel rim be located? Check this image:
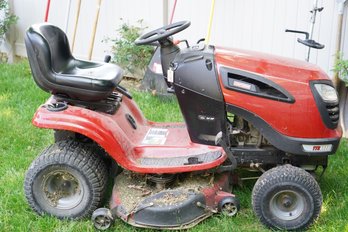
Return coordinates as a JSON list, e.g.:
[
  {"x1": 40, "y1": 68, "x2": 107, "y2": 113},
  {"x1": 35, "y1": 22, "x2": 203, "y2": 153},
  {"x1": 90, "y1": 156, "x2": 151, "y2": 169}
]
[
  {"x1": 94, "y1": 215, "x2": 112, "y2": 230},
  {"x1": 42, "y1": 170, "x2": 84, "y2": 209},
  {"x1": 222, "y1": 202, "x2": 238, "y2": 216},
  {"x1": 269, "y1": 190, "x2": 305, "y2": 221}
]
